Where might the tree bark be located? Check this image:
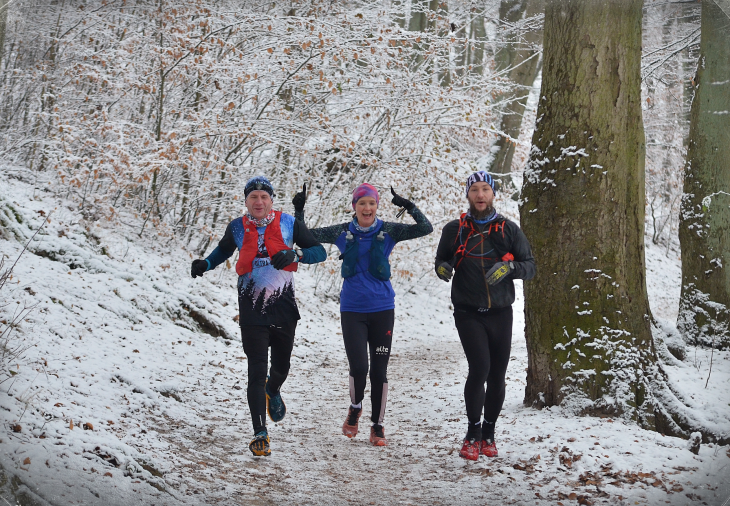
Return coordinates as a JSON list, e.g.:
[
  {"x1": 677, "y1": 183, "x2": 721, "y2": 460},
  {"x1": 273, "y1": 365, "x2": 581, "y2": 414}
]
[
  {"x1": 677, "y1": 0, "x2": 730, "y2": 349},
  {"x1": 489, "y1": 0, "x2": 544, "y2": 181},
  {"x1": 520, "y1": 0, "x2": 657, "y2": 426},
  {"x1": 0, "y1": 0, "x2": 8, "y2": 69}
]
